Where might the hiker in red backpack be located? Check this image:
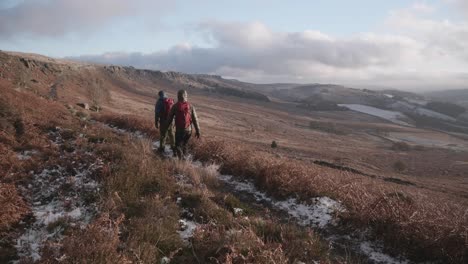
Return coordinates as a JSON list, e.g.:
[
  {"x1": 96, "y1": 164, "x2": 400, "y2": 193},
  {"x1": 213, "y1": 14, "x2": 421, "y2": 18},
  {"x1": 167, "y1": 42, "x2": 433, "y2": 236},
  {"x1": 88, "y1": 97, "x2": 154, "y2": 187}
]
[
  {"x1": 166, "y1": 90, "x2": 201, "y2": 159},
  {"x1": 155, "y1": 90, "x2": 176, "y2": 154}
]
